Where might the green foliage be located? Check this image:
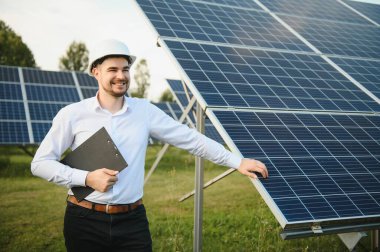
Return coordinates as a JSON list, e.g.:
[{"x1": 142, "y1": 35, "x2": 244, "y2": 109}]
[
  {"x1": 132, "y1": 59, "x2": 150, "y2": 98},
  {"x1": 0, "y1": 20, "x2": 36, "y2": 67},
  {"x1": 0, "y1": 146, "x2": 33, "y2": 177},
  {"x1": 59, "y1": 41, "x2": 89, "y2": 72},
  {"x1": 159, "y1": 89, "x2": 174, "y2": 102}
]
